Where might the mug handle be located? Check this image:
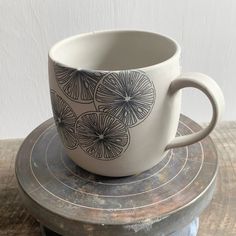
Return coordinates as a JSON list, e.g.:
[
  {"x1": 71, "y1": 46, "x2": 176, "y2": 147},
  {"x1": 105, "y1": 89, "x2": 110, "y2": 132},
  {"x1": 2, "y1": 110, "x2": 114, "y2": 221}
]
[{"x1": 165, "y1": 72, "x2": 224, "y2": 150}]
